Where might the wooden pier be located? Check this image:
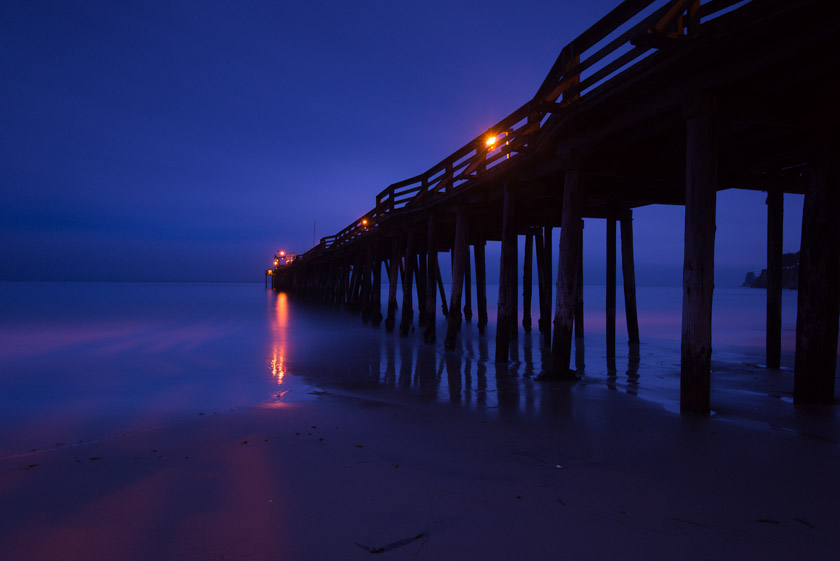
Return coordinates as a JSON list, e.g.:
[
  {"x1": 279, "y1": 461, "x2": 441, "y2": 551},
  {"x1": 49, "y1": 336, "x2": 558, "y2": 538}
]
[{"x1": 273, "y1": 0, "x2": 840, "y2": 413}]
